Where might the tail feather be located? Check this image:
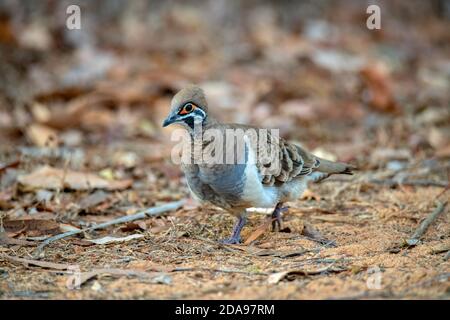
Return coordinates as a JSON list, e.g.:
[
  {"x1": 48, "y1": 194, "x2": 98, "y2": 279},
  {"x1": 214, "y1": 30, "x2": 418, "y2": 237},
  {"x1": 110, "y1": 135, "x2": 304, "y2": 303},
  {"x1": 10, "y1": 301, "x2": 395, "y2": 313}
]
[{"x1": 316, "y1": 157, "x2": 357, "y2": 175}]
